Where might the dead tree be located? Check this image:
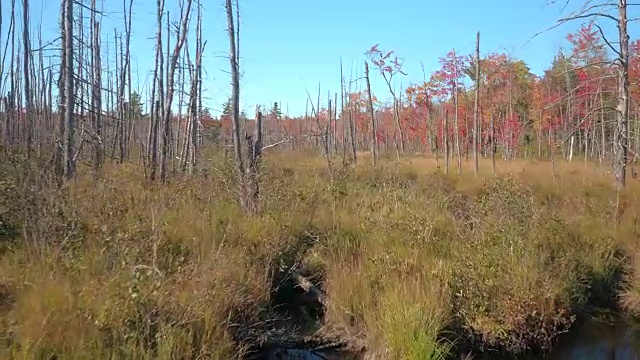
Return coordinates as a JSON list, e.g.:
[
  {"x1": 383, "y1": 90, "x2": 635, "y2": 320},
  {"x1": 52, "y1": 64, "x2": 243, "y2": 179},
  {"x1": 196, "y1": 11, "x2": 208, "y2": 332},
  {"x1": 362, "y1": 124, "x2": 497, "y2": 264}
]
[
  {"x1": 491, "y1": 113, "x2": 496, "y2": 174},
  {"x1": 244, "y1": 107, "x2": 263, "y2": 213},
  {"x1": 366, "y1": 45, "x2": 406, "y2": 156},
  {"x1": 340, "y1": 59, "x2": 347, "y2": 163},
  {"x1": 473, "y1": 32, "x2": 481, "y2": 177},
  {"x1": 227, "y1": 0, "x2": 242, "y2": 174},
  {"x1": 188, "y1": 1, "x2": 205, "y2": 175},
  {"x1": 116, "y1": 0, "x2": 133, "y2": 163},
  {"x1": 63, "y1": 0, "x2": 75, "y2": 179},
  {"x1": 325, "y1": 91, "x2": 334, "y2": 178},
  {"x1": 615, "y1": 0, "x2": 630, "y2": 188},
  {"x1": 364, "y1": 61, "x2": 377, "y2": 166},
  {"x1": 160, "y1": 0, "x2": 192, "y2": 183},
  {"x1": 445, "y1": 108, "x2": 450, "y2": 174},
  {"x1": 91, "y1": 0, "x2": 103, "y2": 171},
  {"x1": 226, "y1": 0, "x2": 265, "y2": 213},
  {"x1": 148, "y1": 0, "x2": 165, "y2": 181},
  {"x1": 452, "y1": 48, "x2": 462, "y2": 175},
  {"x1": 226, "y1": 0, "x2": 248, "y2": 210},
  {"x1": 0, "y1": 1, "x2": 3, "y2": 101},
  {"x1": 554, "y1": 0, "x2": 630, "y2": 188},
  {"x1": 22, "y1": 0, "x2": 32, "y2": 155}
]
